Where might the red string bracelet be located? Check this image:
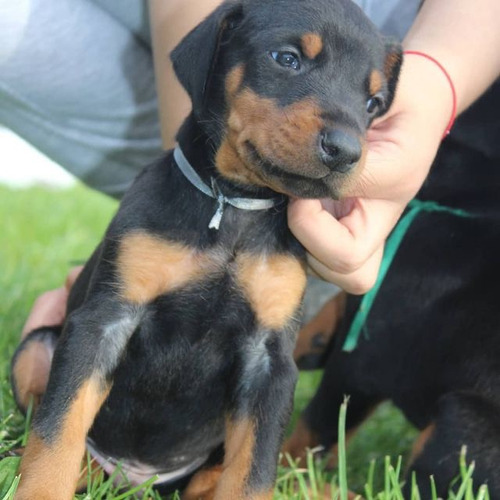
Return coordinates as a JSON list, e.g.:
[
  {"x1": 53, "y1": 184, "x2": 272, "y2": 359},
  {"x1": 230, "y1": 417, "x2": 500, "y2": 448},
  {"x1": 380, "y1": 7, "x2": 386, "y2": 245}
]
[{"x1": 403, "y1": 50, "x2": 457, "y2": 139}]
